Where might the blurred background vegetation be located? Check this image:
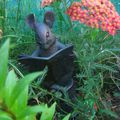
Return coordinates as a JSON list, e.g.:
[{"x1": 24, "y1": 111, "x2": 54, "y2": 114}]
[{"x1": 0, "y1": 0, "x2": 120, "y2": 120}]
